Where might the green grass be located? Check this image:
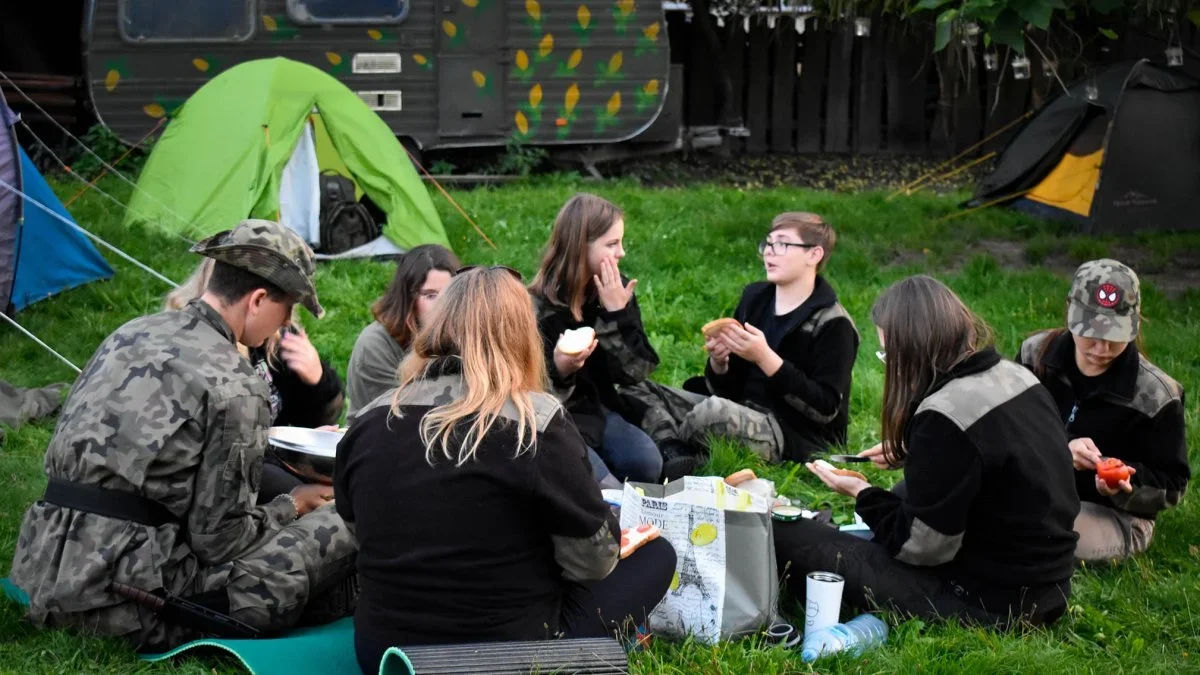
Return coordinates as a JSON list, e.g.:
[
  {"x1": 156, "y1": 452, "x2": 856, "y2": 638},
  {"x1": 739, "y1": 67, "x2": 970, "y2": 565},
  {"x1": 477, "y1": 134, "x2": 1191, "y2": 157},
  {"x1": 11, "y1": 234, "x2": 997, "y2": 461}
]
[{"x1": 2, "y1": 175, "x2": 1200, "y2": 674}]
